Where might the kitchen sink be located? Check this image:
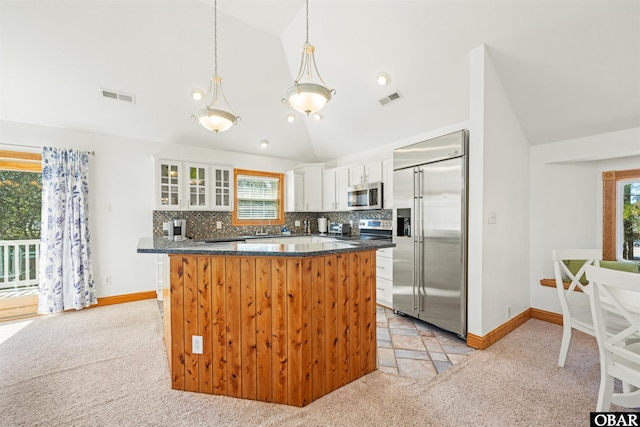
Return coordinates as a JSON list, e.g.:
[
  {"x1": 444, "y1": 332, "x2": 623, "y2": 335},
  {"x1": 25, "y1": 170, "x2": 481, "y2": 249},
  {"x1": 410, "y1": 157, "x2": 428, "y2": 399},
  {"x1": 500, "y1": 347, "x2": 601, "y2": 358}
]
[
  {"x1": 197, "y1": 237, "x2": 246, "y2": 243},
  {"x1": 197, "y1": 234, "x2": 296, "y2": 244}
]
